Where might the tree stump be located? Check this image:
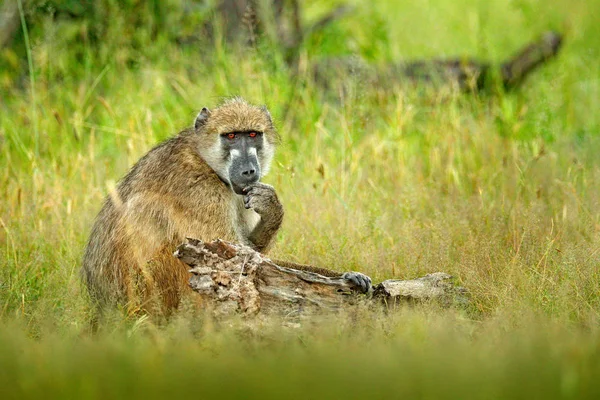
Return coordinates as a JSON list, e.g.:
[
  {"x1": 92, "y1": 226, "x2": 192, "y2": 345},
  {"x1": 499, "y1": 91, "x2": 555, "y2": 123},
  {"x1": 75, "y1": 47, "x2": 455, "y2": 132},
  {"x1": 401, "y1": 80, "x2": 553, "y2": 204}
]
[{"x1": 174, "y1": 239, "x2": 469, "y2": 317}]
